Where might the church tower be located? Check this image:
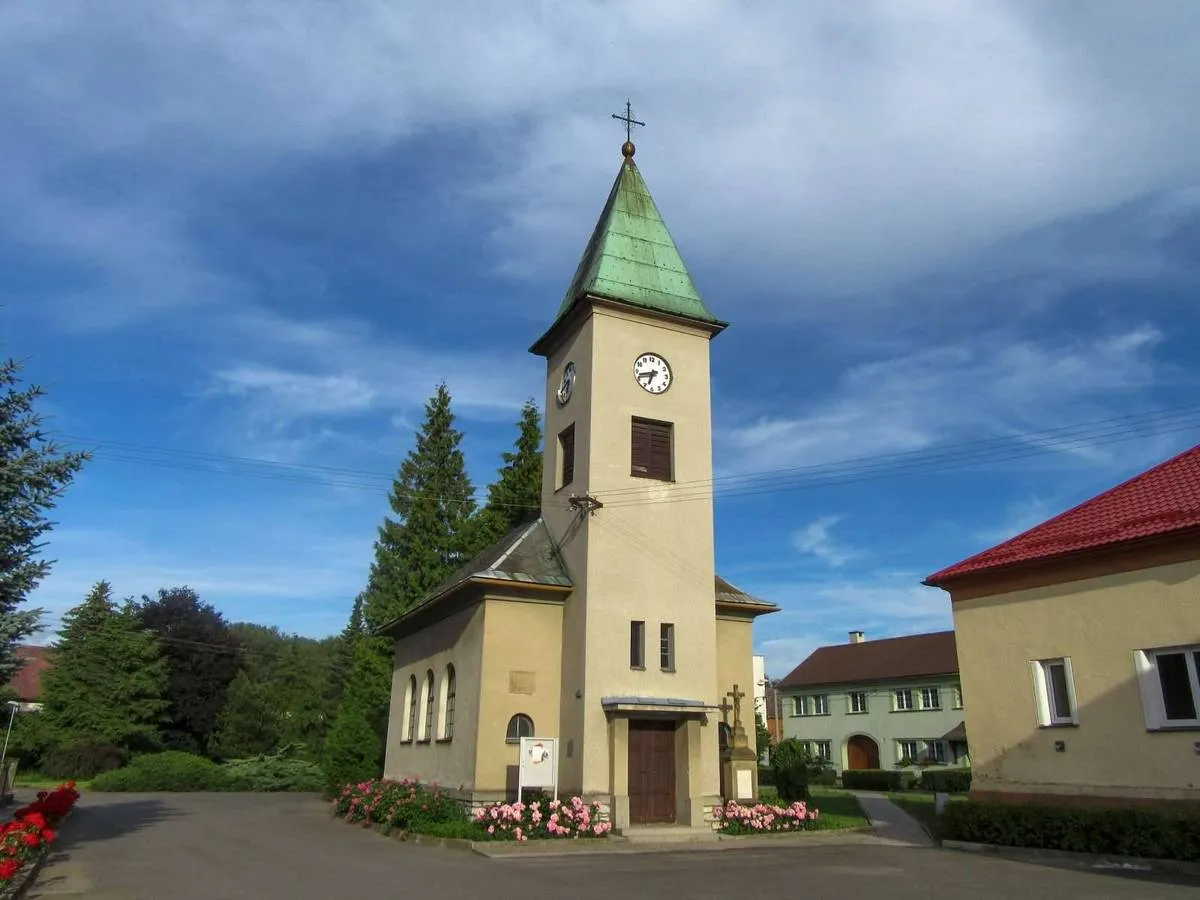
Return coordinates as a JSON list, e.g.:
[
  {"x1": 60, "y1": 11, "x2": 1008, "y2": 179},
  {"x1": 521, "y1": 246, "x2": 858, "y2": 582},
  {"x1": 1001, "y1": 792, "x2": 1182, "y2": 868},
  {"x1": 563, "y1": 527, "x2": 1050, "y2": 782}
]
[{"x1": 530, "y1": 133, "x2": 731, "y2": 828}]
